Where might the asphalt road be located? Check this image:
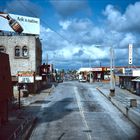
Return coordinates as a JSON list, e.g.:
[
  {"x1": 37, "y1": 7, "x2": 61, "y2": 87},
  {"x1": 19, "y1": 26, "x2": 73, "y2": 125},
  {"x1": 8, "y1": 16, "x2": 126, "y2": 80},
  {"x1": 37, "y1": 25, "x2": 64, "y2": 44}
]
[{"x1": 29, "y1": 81, "x2": 140, "y2": 140}]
